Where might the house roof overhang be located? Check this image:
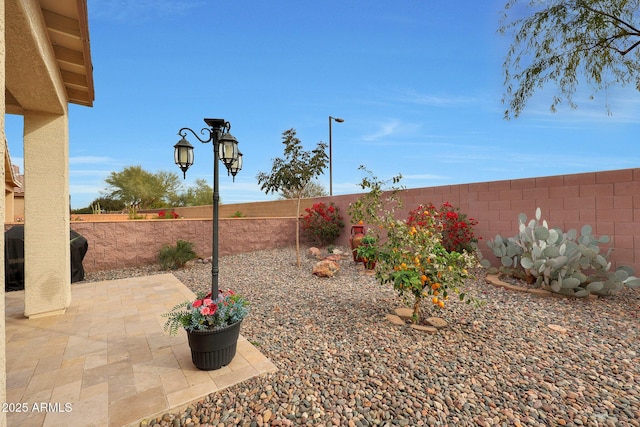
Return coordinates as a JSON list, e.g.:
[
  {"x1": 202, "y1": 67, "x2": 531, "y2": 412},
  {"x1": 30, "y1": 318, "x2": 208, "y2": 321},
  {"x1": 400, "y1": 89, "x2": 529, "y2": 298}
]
[
  {"x1": 5, "y1": 0, "x2": 94, "y2": 115},
  {"x1": 3, "y1": 141, "x2": 21, "y2": 190}
]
